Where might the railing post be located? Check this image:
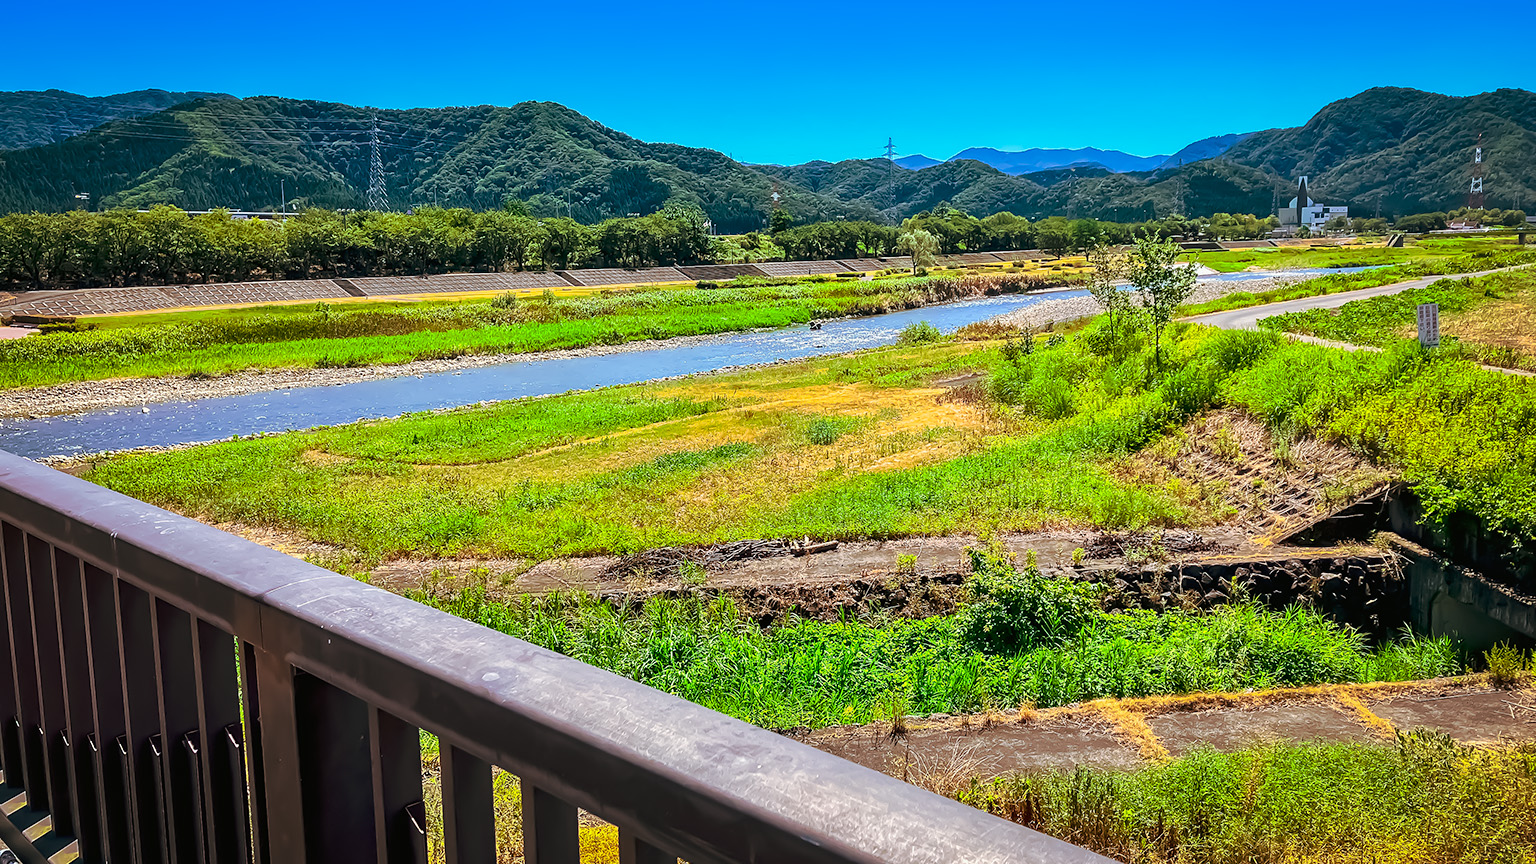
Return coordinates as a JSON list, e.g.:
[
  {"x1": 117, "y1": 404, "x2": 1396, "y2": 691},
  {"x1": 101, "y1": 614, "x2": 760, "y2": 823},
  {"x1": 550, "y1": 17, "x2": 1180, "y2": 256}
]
[
  {"x1": 117, "y1": 580, "x2": 165, "y2": 864},
  {"x1": 151, "y1": 599, "x2": 201, "y2": 864},
  {"x1": 520, "y1": 781, "x2": 578, "y2": 864},
  {"x1": 370, "y1": 709, "x2": 425, "y2": 864},
  {"x1": 50, "y1": 551, "x2": 101, "y2": 860},
  {"x1": 2, "y1": 524, "x2": 47, "y2": 812},
  {"x1": 249, "y1": 644, "x2": 306, "y2": 864},
  {"x1": 80, "y1": 565, "x2": 131, "y2": 864},
  {"x1": 294, "y1": 671, "x2": 377, "y2": 862},
  {"x1": 617, "y1": 828, "x2": 674, "y2": 864},
  {"x1": 192, "y1": 621, "x2": 248, "y2": 864},
  {"x1": 442, "y1": 746, "x2": 494, "y2": 864}
]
